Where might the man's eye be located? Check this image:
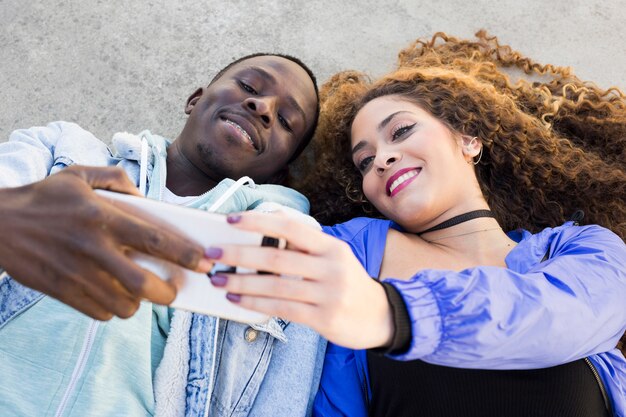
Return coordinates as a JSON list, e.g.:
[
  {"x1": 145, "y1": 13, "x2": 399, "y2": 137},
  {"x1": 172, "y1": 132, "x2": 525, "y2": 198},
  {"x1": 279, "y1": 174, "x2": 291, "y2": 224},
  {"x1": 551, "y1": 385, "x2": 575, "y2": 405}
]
[
  {"x1": 391, "y1": 123, "x2": 416, "y2": 140},
  {"x1": 358, "y1": 156, "x2": 374, "y2": 172},
  {"x1": 278, "y1": 115, "x2": 291, "y2": 132},
  {"x1": 240, "y1": 81, "x2": 257, "y2": 95}
]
